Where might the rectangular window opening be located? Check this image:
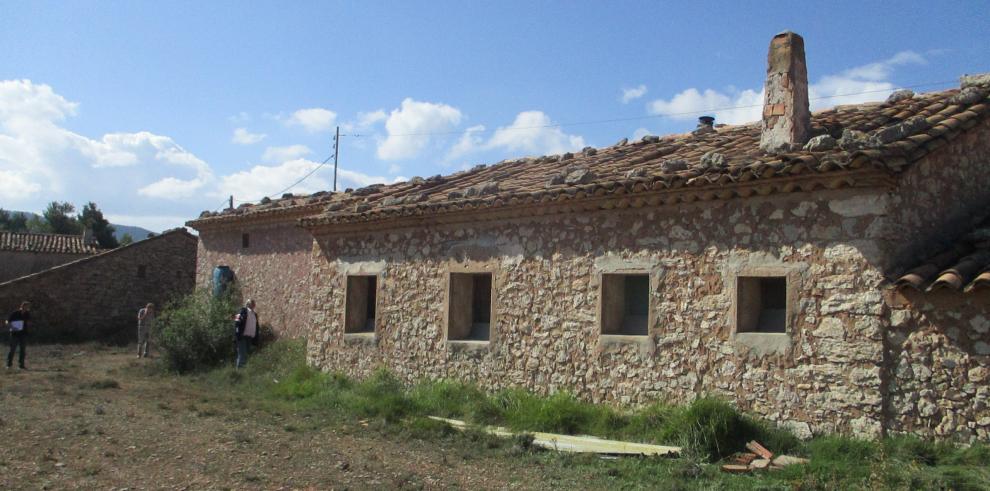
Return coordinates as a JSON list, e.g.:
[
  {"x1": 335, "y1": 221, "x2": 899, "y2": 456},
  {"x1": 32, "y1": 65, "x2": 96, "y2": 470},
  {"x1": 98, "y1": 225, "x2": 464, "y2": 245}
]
[
  {"x1": 137, "y1": 265, "x2": 147, "y2": 279},
  {"x1": 601, "y1": 273, "x2": 650, "y2": 336},
  {"x1": 241, "y1": 233, "x2": 250, "y2": 248},
  {"x1": 345, "y1": 275, "x2": 377, "y2": 334},
  {"x1": 448, "y1": 272, "x2": 493, "y2": 341},
  {"x1": 737, "y1": 276, "x2": 787, "y2": 333}
]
